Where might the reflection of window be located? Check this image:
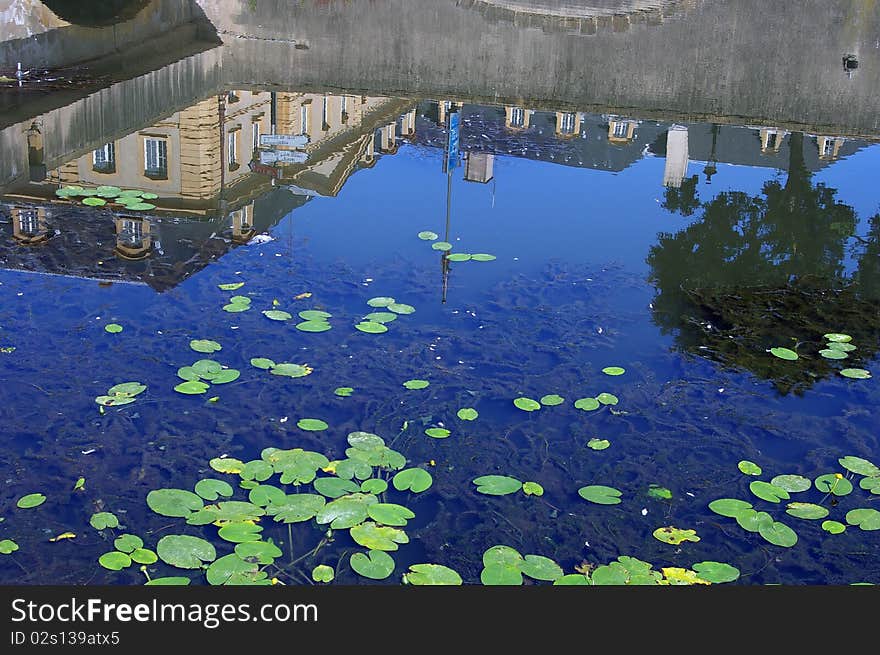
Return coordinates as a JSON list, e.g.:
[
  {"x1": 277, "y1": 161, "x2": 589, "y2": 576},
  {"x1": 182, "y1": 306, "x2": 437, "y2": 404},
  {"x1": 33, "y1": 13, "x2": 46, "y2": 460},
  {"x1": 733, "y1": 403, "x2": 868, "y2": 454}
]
[
  {"x1": 340, "y1": 95, "x2": 347, "y2": 121},
  {"x1": 93, "y1": 142, "x2": 115, "y2": 173},
  {"x1": 322, "y1": 96, "x2": 330, "y2": 130},
  {"x1": 822, "y1": 138, "x2": 835, "y2": 157},
  {"x1": 144, "y1": 138, "x2": 167, "y2": 179},
  {"x1": 612, "y1": 121, "x2": 628, "y2": 138},
  {"x1": 18, "y1": 210, "x2": 40, "y2": 235},
  {"x1": 510, "y1": 107, "x2": 525, "y2": 128},
  {"x1": 227, "y1": 91, "x2": 239, "y2": 104},
  {"x1": 559, "y1": 113, "x2": 576, "y2": 134},
  {"x1": 120, "y1": 219, "x2": 144, "y2": 246},
  {"x1": 300, "y1": 105, "x2": 309, "y2": 135},
  {"x1": 252, "y1": 123, "x2": 260, "y2": 152},
  {"x1": 766, "y1": 132, "x2": 778, "y2": 150},
  {"x1": 228, "y1": 131, "x2": 238, "y2": 169}
]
